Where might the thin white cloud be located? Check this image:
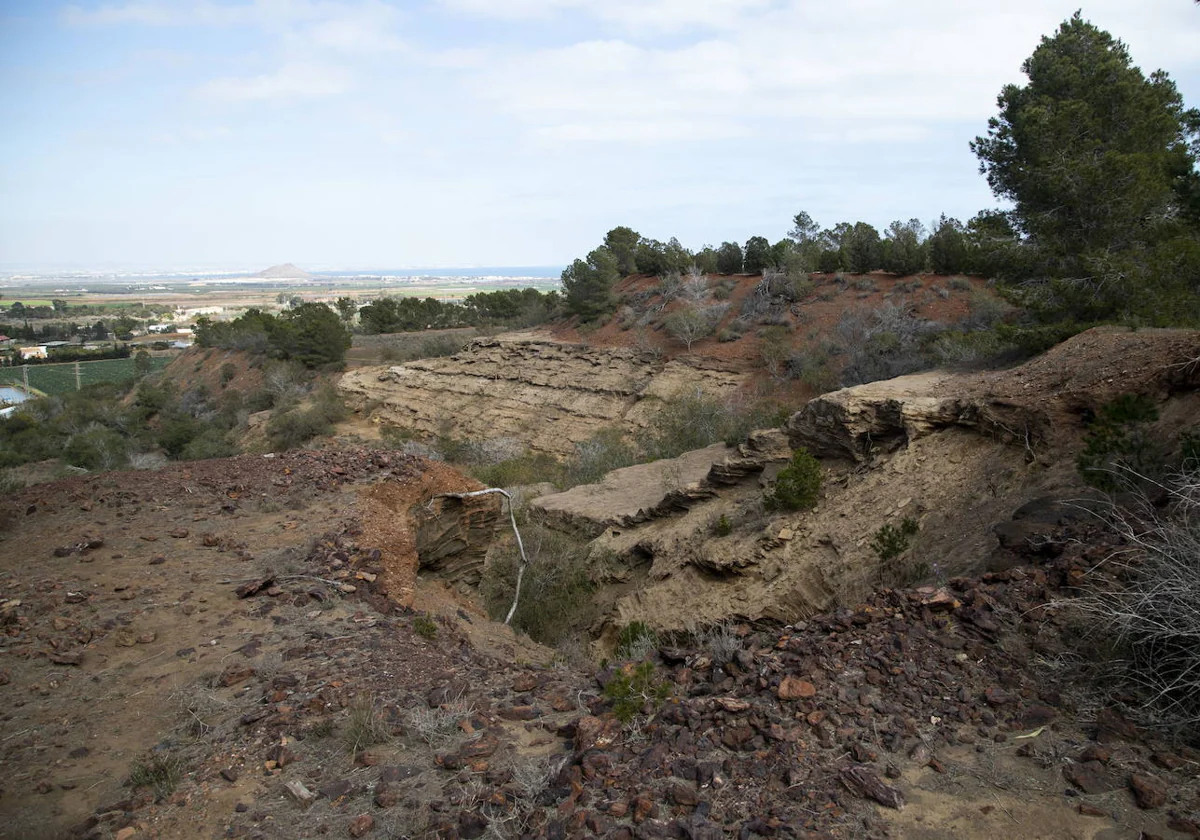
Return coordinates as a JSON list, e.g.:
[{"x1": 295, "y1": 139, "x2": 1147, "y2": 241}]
[
  {"x1": 296, "y1": 18, "x2": 405, "y2": 53},
  {"x1": 441, "y1": 0, "x2": 773, "y2": 32},
  {"x1": 62, "y1": 1, "x2": 255, "y2": 26},
  {"x1": 62, "y1": 0, "x2": 402, "y2": 36},
  {"x1": 150, "y1": 126, "x2": 234, "y2": 143},
  {"x1": 537, "y1": 119, "x2": 748, "y2": 143},
  {"x1": 195, "y1": 62, "x2": 351, "y2": 101},
  {"x1": 459, "y1": 0, "x2": 1200, "y2": 146}
]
